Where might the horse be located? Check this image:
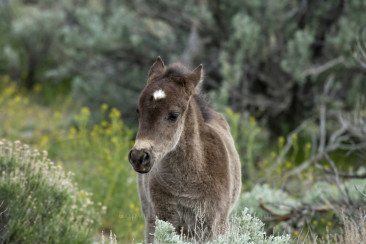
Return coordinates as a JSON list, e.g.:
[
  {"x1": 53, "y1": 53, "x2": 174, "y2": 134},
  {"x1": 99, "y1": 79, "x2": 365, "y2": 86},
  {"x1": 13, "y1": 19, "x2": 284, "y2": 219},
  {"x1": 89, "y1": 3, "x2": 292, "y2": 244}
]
[{"x1": 128, "y1": 57, "x2": 241, "y2": 243}]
